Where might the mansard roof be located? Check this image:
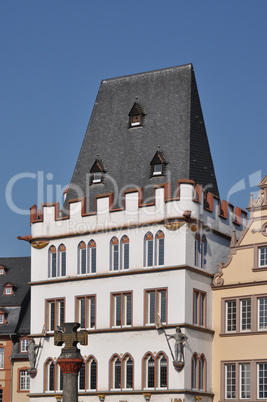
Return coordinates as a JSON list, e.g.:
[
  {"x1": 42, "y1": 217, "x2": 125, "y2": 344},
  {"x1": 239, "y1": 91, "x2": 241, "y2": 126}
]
[
  {"x1": 0, "y1": 257, "x2": 30, "y2": 335},
  {"x1": 64, "y1": 64, "x2": 219, "y2": 212}
]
